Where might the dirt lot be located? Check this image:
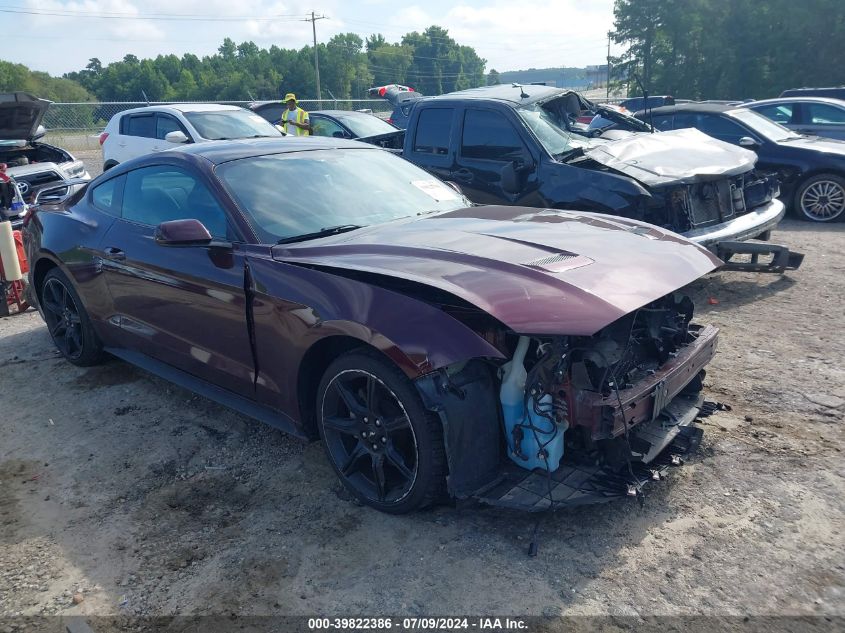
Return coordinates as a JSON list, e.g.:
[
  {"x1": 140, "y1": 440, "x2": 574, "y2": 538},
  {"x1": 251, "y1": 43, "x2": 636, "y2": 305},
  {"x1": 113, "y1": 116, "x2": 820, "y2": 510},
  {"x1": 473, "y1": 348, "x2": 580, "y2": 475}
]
[{"x1": 1, "y1": 220, "x2": 844, "y2": 625}]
